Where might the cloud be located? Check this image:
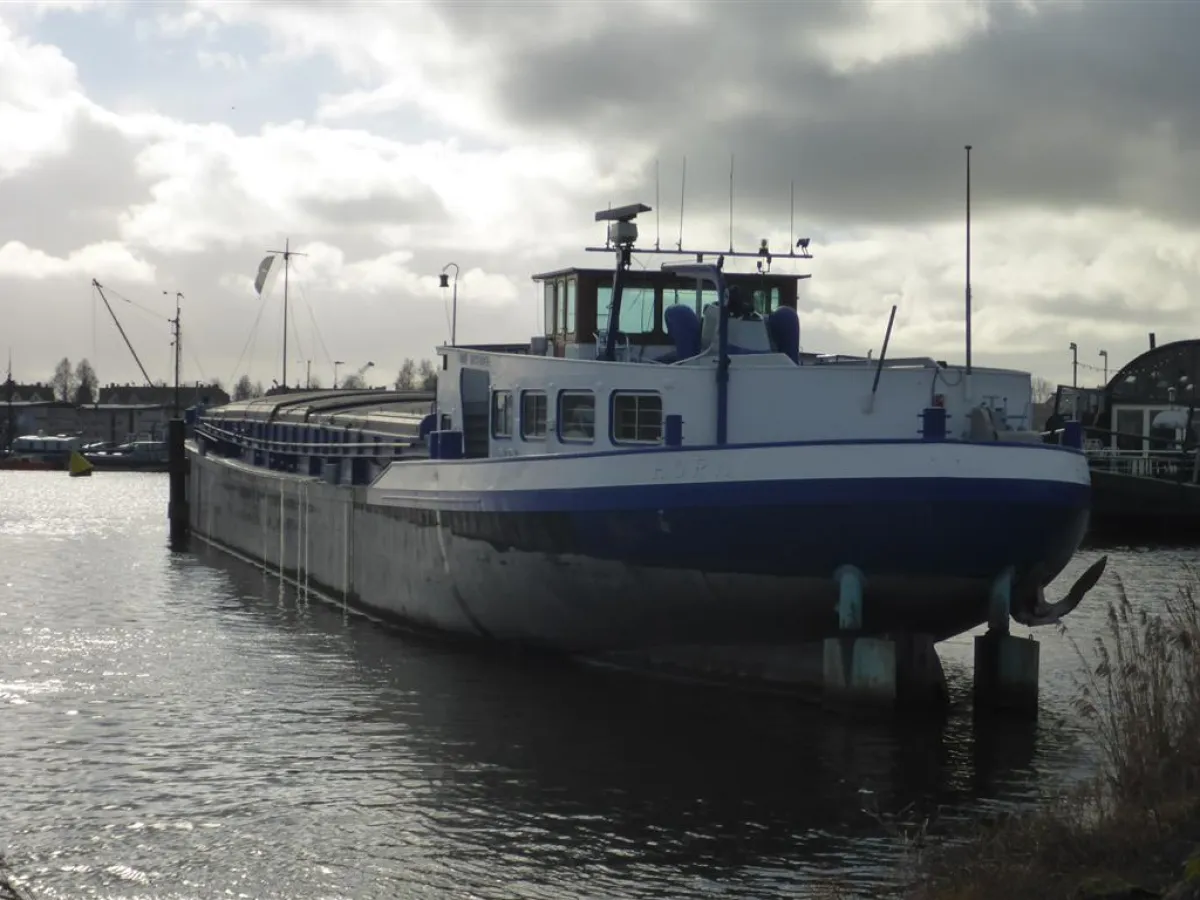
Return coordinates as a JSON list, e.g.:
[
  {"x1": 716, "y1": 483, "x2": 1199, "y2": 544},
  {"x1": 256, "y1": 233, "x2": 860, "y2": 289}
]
[
  {"x1": 0, "y1": 240, "x2": 152, "y2": 282},
  {"x1": 0, "y1": 0, "x2": 1196, "y2": 395},
  {"x1": 0, "y1": 17, "x2": 87, "y2": 179}
]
